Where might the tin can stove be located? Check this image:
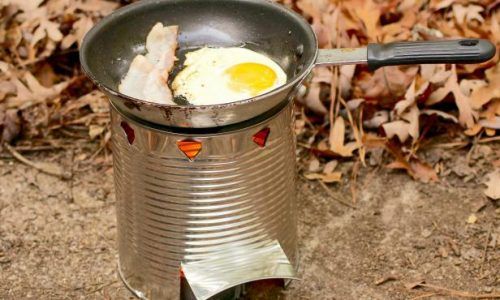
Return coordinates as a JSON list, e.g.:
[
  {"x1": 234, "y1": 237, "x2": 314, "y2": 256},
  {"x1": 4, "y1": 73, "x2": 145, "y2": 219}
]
[{"x1": 112, "y1": 100, "x2": 299, "y2": 299}]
